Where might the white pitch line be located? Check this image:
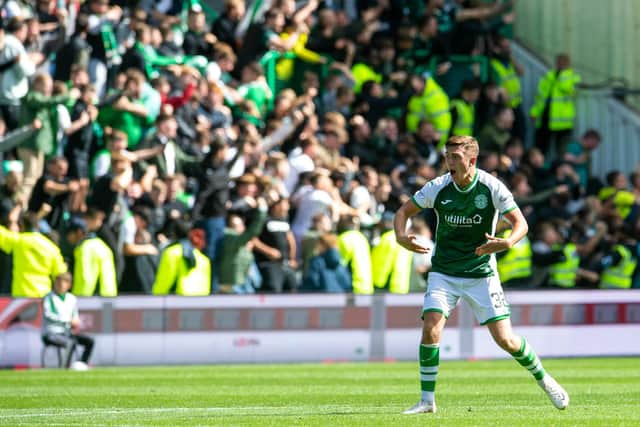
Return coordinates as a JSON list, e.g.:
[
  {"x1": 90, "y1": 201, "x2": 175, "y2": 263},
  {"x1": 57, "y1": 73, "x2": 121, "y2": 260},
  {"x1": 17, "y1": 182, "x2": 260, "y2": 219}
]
[{"x1": 0, "y1": 405, "x2": 396, "y2": 419}]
